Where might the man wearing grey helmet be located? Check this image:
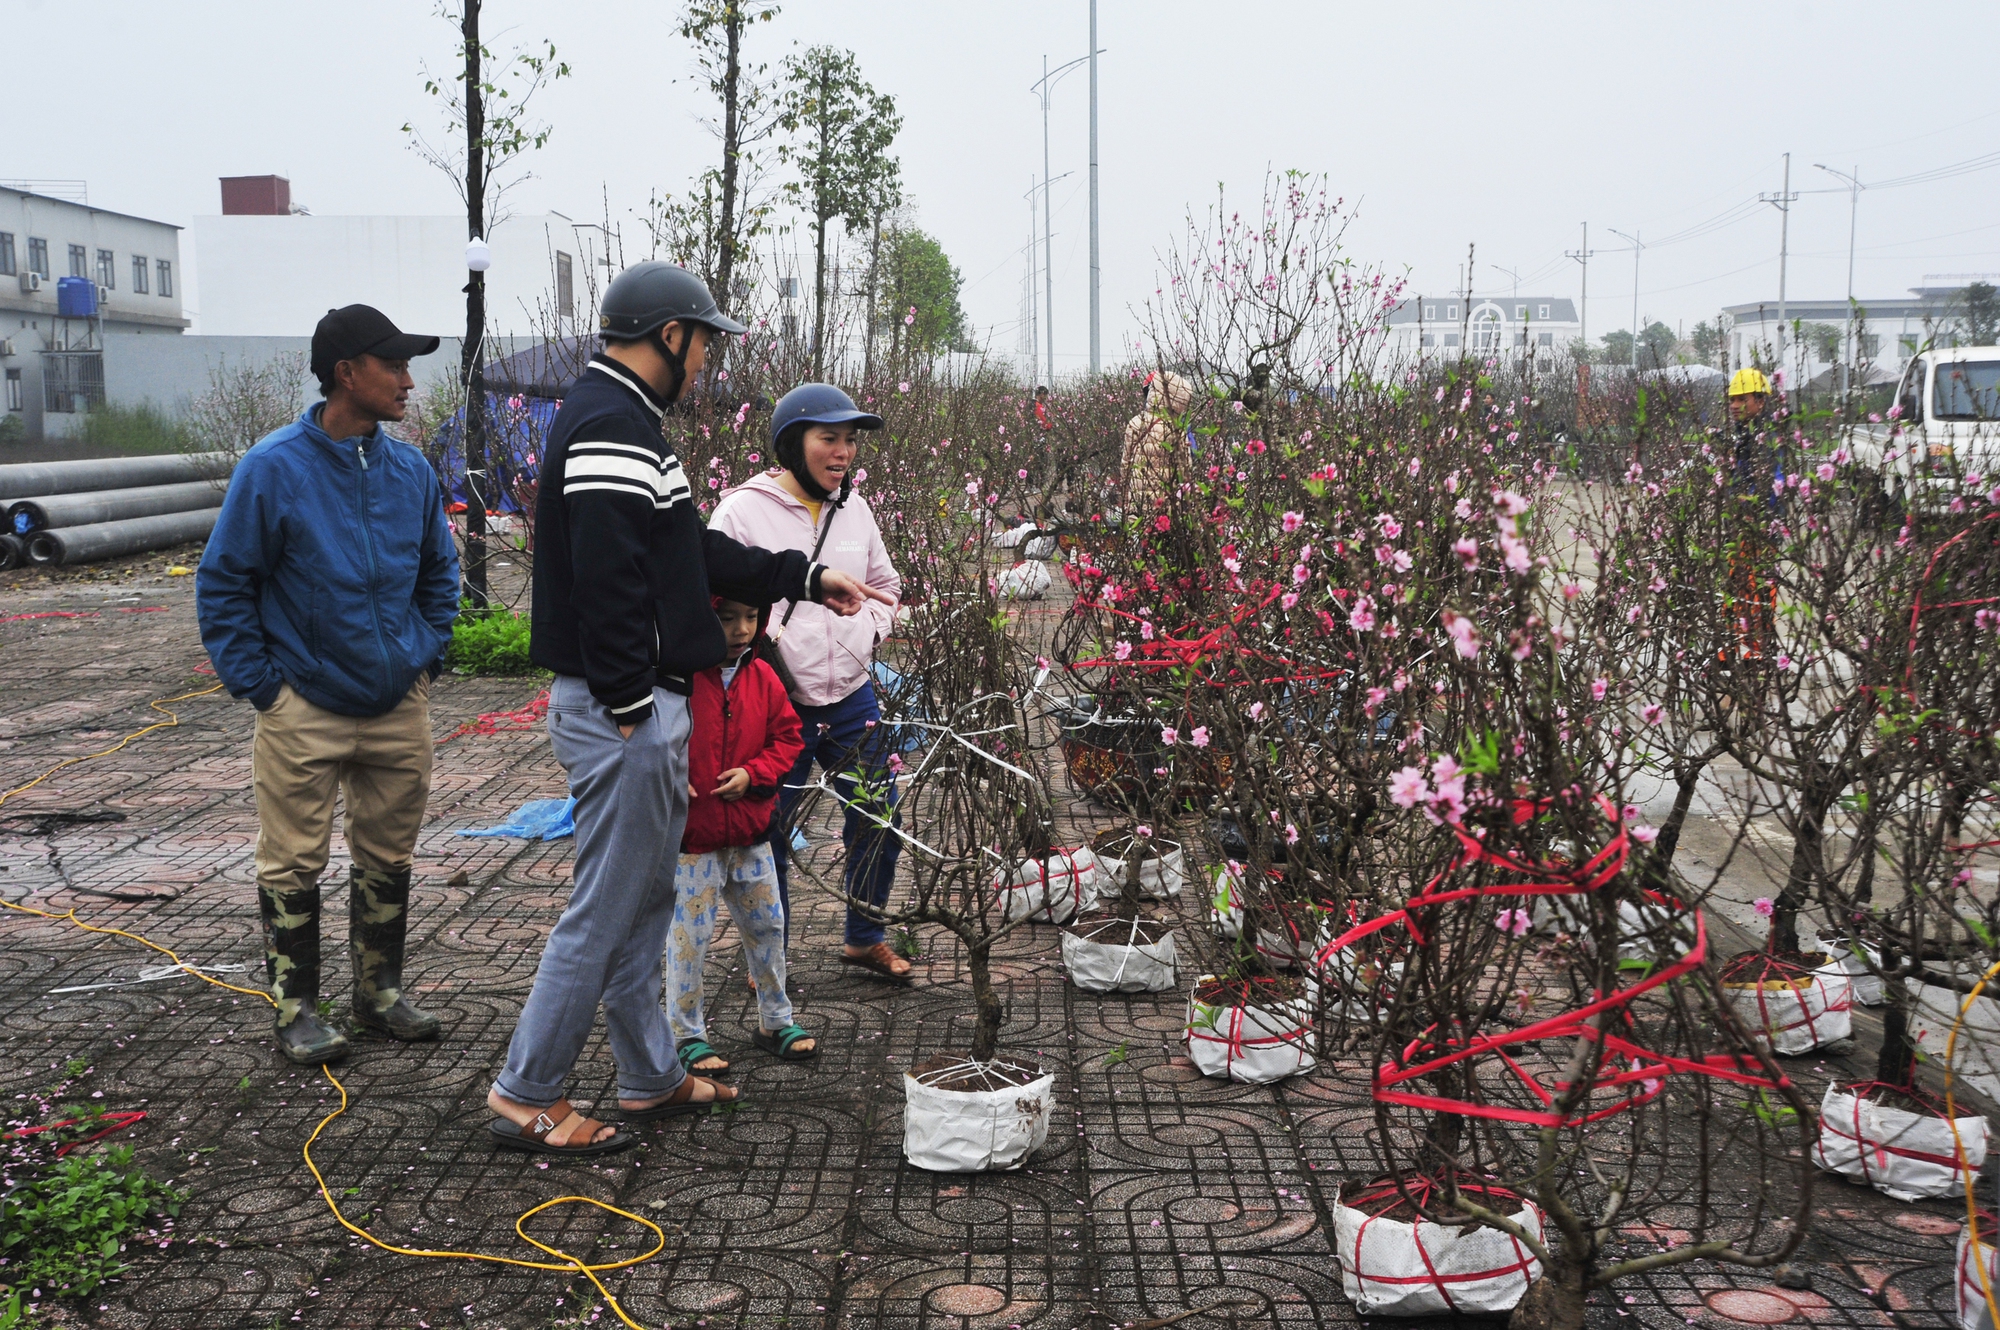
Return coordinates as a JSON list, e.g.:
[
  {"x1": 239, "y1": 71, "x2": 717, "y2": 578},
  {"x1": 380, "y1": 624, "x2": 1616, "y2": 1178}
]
[{"x1": 485, "y1": 263, "x2": 887, "y2": 1156}]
